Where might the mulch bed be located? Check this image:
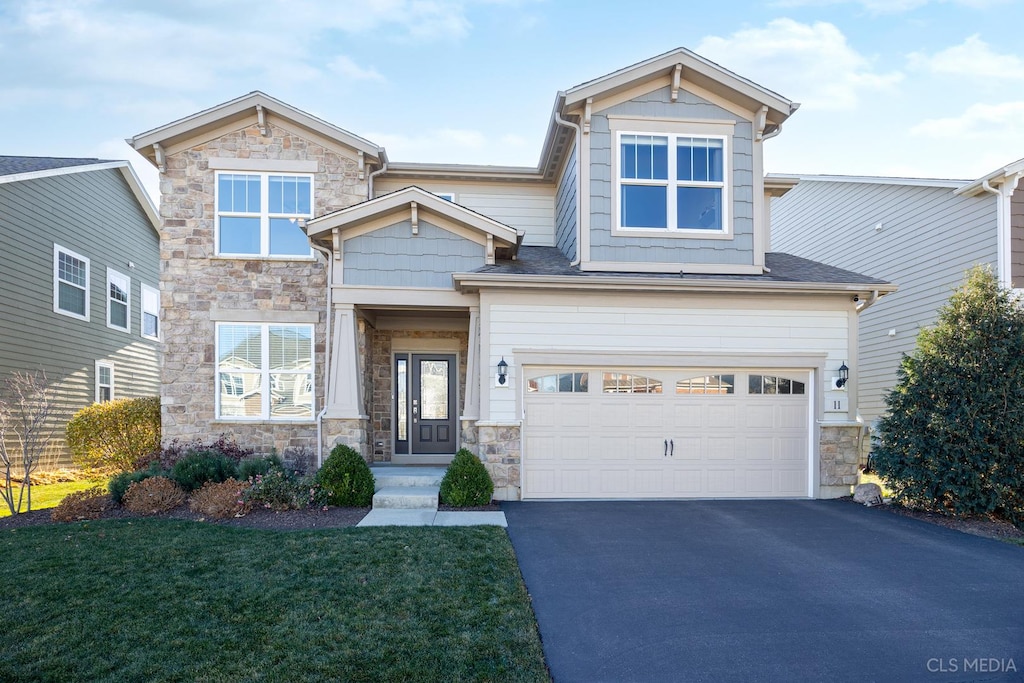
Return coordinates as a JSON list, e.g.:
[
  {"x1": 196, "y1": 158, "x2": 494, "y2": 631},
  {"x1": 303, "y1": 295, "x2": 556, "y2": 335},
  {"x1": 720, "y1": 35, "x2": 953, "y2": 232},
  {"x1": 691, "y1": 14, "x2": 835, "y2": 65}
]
[
  {"x1": 841, "y1": 496, "x2": 1024, "y2": 542},
  {"x1": 0, "y1": 504, "x2": 370, "y2": 532}
]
